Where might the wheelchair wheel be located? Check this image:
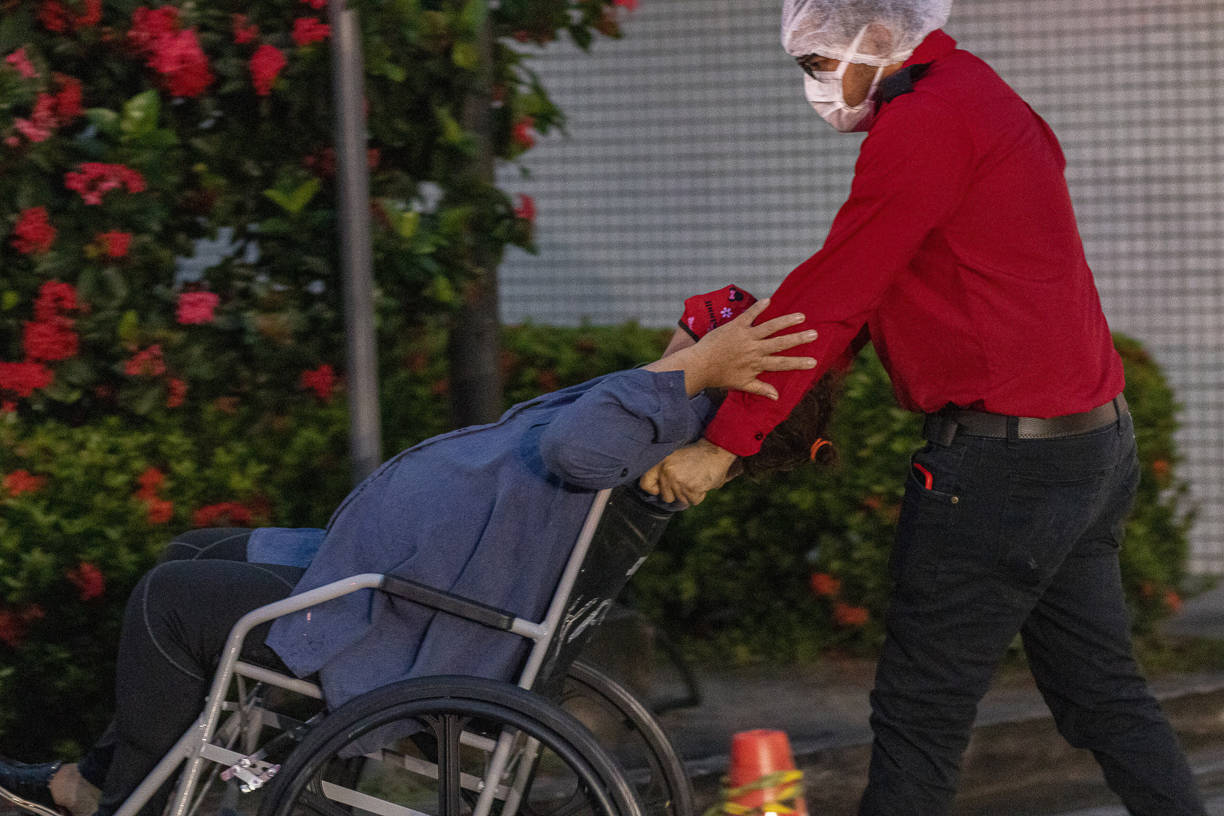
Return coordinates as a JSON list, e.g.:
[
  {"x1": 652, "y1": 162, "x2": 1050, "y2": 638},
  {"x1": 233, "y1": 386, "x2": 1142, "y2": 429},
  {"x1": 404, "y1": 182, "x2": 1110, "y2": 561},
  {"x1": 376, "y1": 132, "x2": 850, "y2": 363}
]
[
  {"x1": 560, "y1": 662, "x2": 693, "y2": 816},
  {"x1": 257, "y1": 676, "x2": 644, "y2": 816}
]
